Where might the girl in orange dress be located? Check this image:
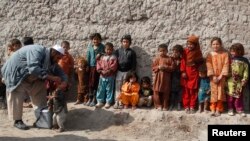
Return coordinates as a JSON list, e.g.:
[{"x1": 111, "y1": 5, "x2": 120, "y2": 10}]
[
  {"x1": 119, "y1": 71, "x2": 140, "y2": 110},
  {"x1": 206, "y1": 37, "x2": 229, "y2": 116}
]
